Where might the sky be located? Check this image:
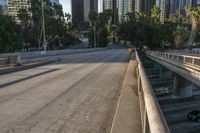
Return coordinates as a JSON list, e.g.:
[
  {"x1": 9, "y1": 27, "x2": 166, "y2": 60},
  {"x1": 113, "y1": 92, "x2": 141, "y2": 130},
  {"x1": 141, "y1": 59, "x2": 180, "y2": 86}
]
[{"x1": 60, "y1": 0, "x2": 71, "y2": 14}]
